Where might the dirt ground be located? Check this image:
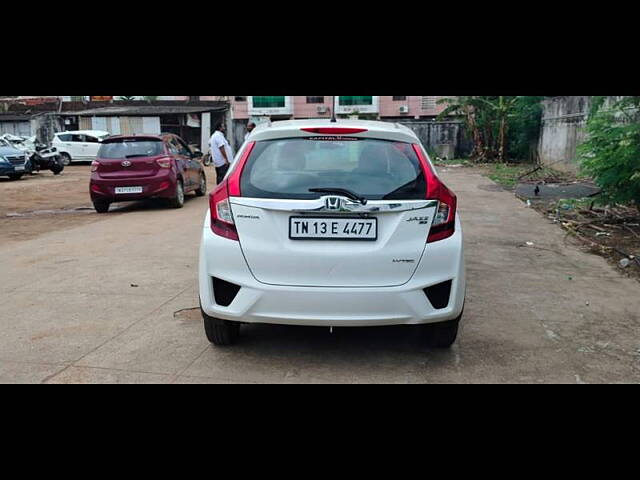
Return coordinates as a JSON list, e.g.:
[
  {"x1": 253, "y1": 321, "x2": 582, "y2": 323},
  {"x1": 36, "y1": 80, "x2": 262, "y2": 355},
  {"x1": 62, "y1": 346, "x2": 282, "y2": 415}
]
[
  {"x1": 1, "y1": 166, "x2": 639, "y2": 383},
  {"x1": 437, "y1": 162, "x2": 640, "y2": 282},
  {"x1": 0, "y1": 164, "x2": 217, "y2": 245},
  {"x1": 0, "y1": 165, "x2": 98, "y2": 244}
]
